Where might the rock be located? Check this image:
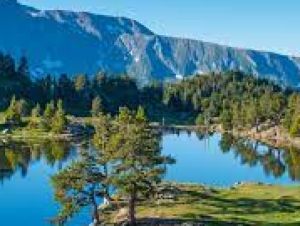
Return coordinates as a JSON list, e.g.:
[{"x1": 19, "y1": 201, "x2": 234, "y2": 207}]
[
  {"x1": 233, "y1": 181, "x2": 243, "y2": 187},
  {"x1": 1, "y1": 1, "x2": 300, "y2": 86},
  {"x1": 1, "y1": 129, "x2": 9, "y2": 134},
  {"x1": 88, "y1": 219, "x2": 97, "y2": 226},
  {"x1": 156, "y1": 184, "x2": 181, "y2": 200},
  {"x1": 98, "y1": 197, "x2": 112, "y2": 210},
  {"x1": 114, "y1": 208, "x2": 128, "y2": 223}
]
